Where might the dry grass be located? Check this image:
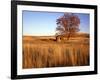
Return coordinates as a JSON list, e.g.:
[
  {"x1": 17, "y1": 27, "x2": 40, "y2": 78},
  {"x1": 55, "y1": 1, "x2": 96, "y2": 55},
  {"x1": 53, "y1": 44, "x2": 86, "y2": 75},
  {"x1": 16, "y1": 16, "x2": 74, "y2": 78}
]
[{"x1": 22, "y1": 35, "x2": 89, "y2": 69}]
